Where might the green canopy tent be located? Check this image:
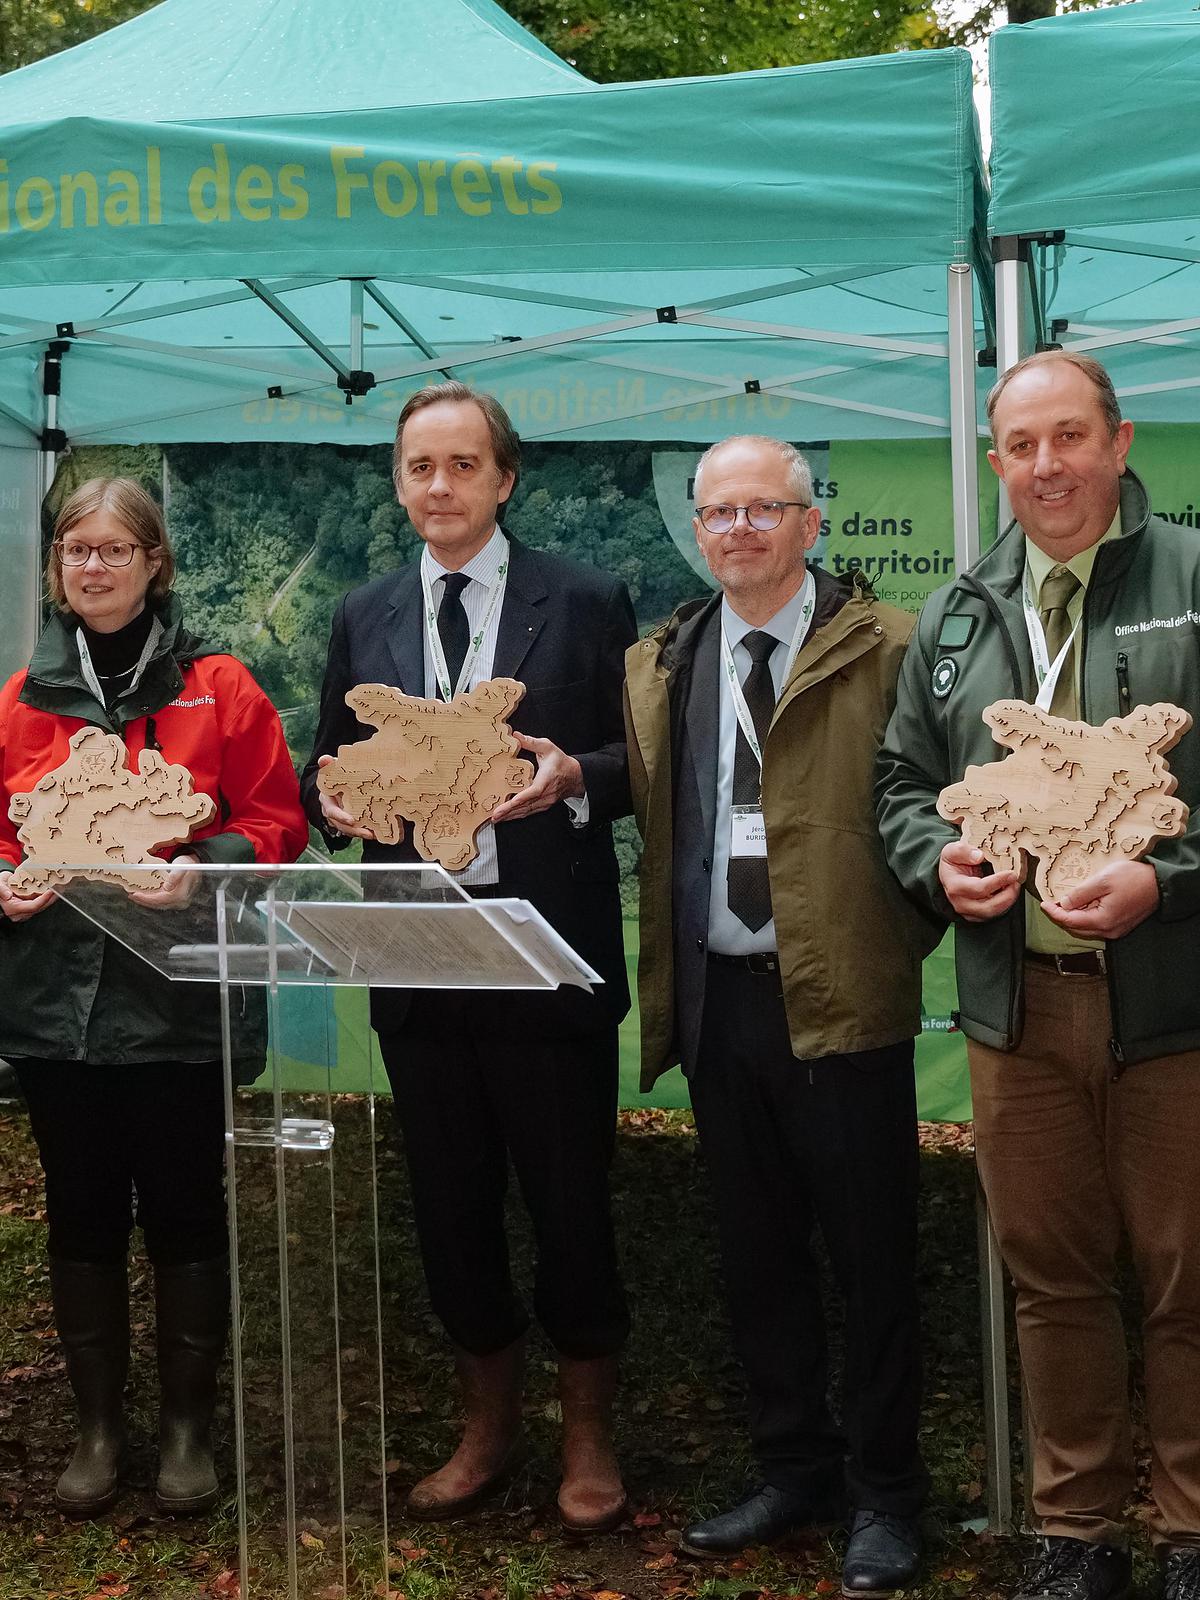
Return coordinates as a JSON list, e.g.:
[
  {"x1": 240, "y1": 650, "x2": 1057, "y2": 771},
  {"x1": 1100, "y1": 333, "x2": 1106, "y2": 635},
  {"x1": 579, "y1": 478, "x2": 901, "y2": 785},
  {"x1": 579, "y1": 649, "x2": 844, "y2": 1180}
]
[
  {"x1": 0, "y1": 0, "x2": 989, "y2": 1118},
  {"x1": 0, "y1": 6, "x2": 1006, "y2": 1553},
  {"x1": 989, "y1": 0, "x2": 1200, "y2": 413},
  {"x1": 0, "y1": 0, "x2": 989, "y2": 677}
]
